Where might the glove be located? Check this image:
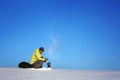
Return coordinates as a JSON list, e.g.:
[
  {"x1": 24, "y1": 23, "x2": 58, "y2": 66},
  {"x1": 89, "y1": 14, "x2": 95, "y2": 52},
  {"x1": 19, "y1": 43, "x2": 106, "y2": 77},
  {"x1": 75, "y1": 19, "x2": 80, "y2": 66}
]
[{"x1": 44, "y1": 58, "x2": 48, "y2": 62}]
